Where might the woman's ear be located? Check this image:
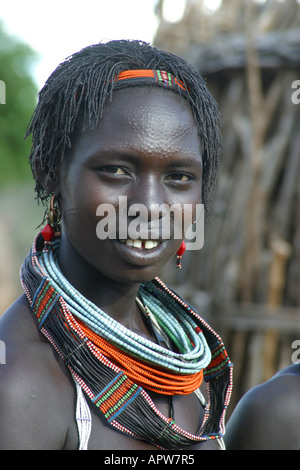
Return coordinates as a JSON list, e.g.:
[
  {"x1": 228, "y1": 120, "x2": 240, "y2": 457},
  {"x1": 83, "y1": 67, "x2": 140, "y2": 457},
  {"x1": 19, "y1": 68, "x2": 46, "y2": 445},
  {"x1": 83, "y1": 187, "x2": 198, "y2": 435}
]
[{"x1": 33, "y1": 157, "x2": 61, "y2": 200}]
